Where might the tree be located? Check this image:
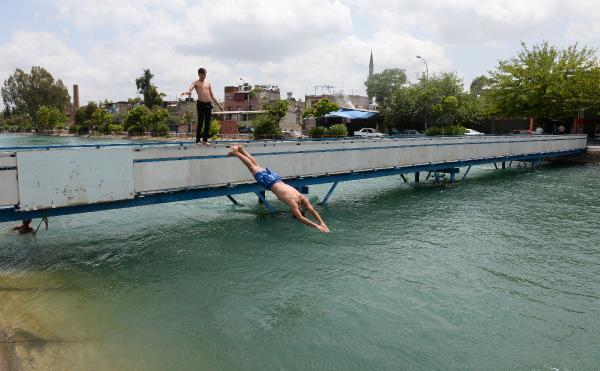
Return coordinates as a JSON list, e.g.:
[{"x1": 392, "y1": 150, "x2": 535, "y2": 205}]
[
  {"x1": 303, "y1": 98, "x2": 339, "y2": 119},
  {"x1": 364, "y1": 68, "x2": 407, "y2": 104},
  {"x1": 253, "y1": 100, "x2": 289, "y2": 139},
  {"x1": 469, "y1": 75, "x2": 492, "y2": 97},
  {"x1": 1, "y1": 66, "x2": 70, "y2": 122},
  {"x1": 135, "y1": 69, "x2": 165, "y2": 108},
  {"x1": 35, "y1": 105, "x2": 68, "y2": 133},
  {"x1": 123, "y1": 105, "x2": 151, "y2": 130},
  {"x1": 489, "y1": 42, "x2": 600, "y2": 121},
  {"x1": 89, "y1": 107, "x2": 112, "y2": 133}
]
